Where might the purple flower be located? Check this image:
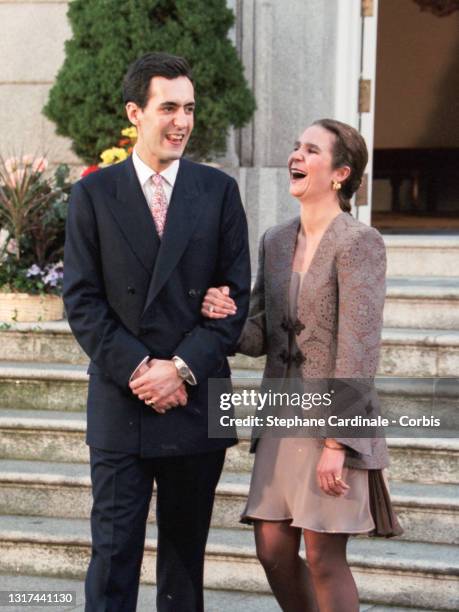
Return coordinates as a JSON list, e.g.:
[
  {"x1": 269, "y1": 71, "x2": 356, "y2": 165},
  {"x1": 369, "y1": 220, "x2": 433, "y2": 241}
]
[
  {"x1": 26, "y1": 264, "x2": 43, "y2": 277},
  {"x1": 43, "y1": 271, "x2": 58, "y2": 286},
  {"x1": 43, "y1": 263, "x2": 64, "y2": 287}
]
